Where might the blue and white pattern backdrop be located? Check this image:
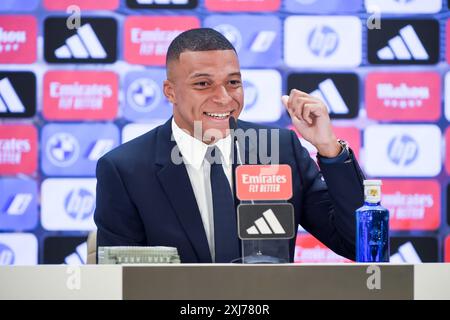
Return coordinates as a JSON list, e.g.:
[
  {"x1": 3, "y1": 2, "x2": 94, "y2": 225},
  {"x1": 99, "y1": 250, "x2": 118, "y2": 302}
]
[{"x1": 0, "y1": 0, "x2": 449, "y2": 265}]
